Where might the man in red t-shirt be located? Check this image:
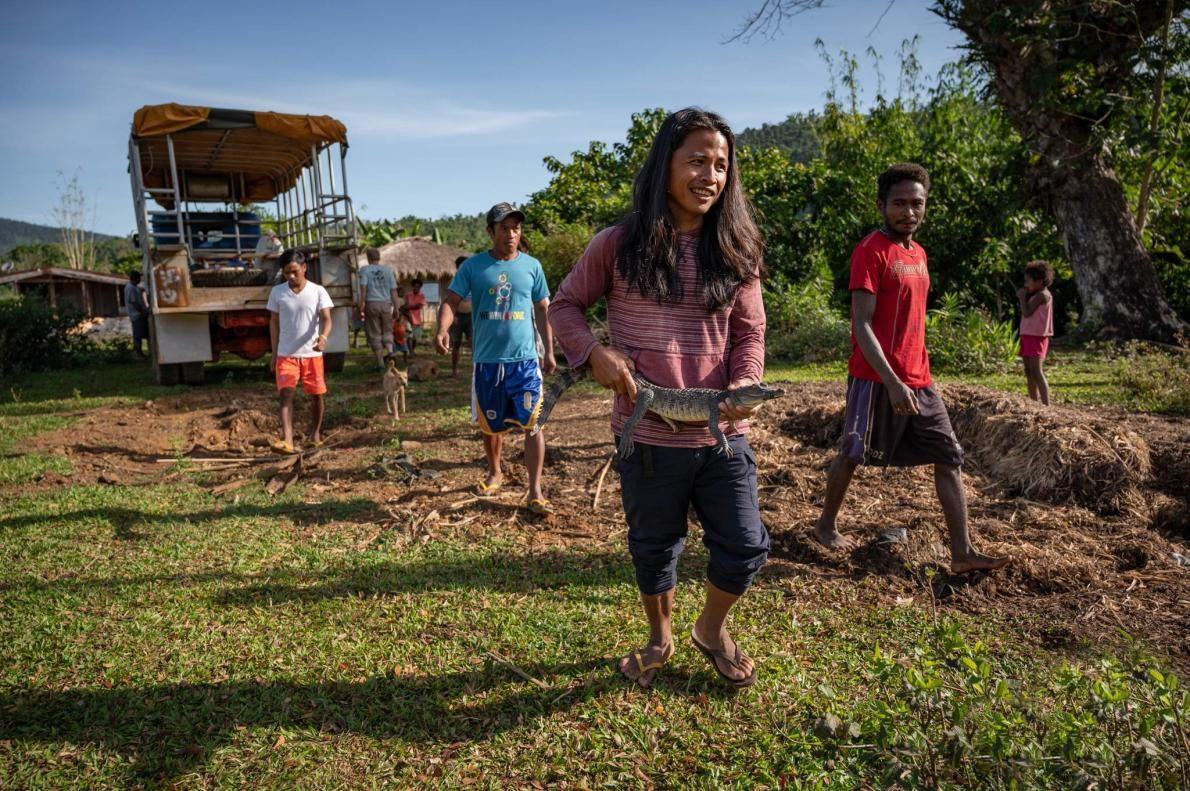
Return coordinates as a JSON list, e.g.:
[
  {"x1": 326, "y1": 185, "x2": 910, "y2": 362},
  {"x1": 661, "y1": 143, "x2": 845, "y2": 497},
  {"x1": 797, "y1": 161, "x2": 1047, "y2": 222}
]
[
  {"x1": 402, "y1": 278, "x2": 427, "y2": 356},
  {"x1": 810, "y1": 163, "x2": 1007, "y2": 574}
]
